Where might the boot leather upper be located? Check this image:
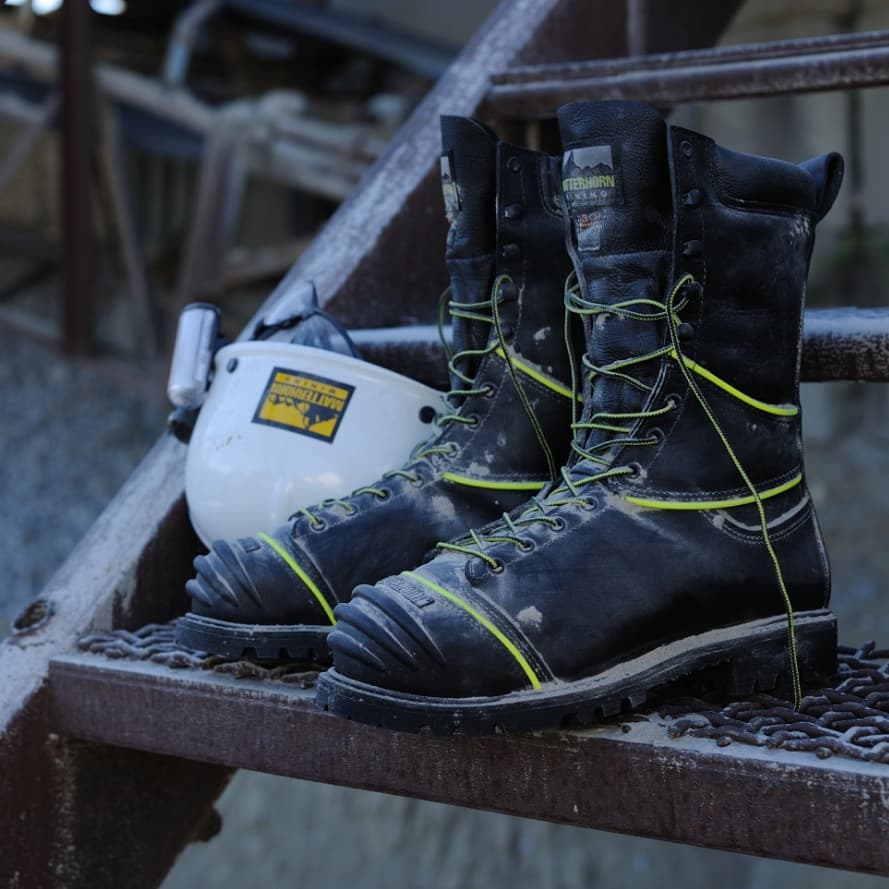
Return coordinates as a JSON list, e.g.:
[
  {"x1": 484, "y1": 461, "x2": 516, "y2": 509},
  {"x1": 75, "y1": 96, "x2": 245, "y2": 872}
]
[{"x1": 329, "y1": 101, "x2": 842, "y2": 699}]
